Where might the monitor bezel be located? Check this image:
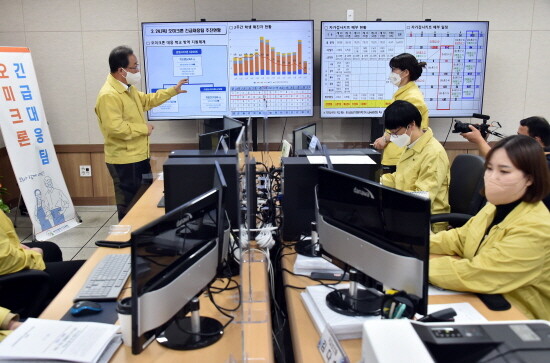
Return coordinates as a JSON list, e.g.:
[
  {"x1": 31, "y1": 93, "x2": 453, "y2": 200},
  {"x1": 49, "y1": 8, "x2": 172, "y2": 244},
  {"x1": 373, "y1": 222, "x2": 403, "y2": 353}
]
[
  {"x1": 319, "y1": 20, "x2": 490, "y2": 119},
  {"x1": 141, "y1": 20, "x2": 314, "y2": 120}
]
